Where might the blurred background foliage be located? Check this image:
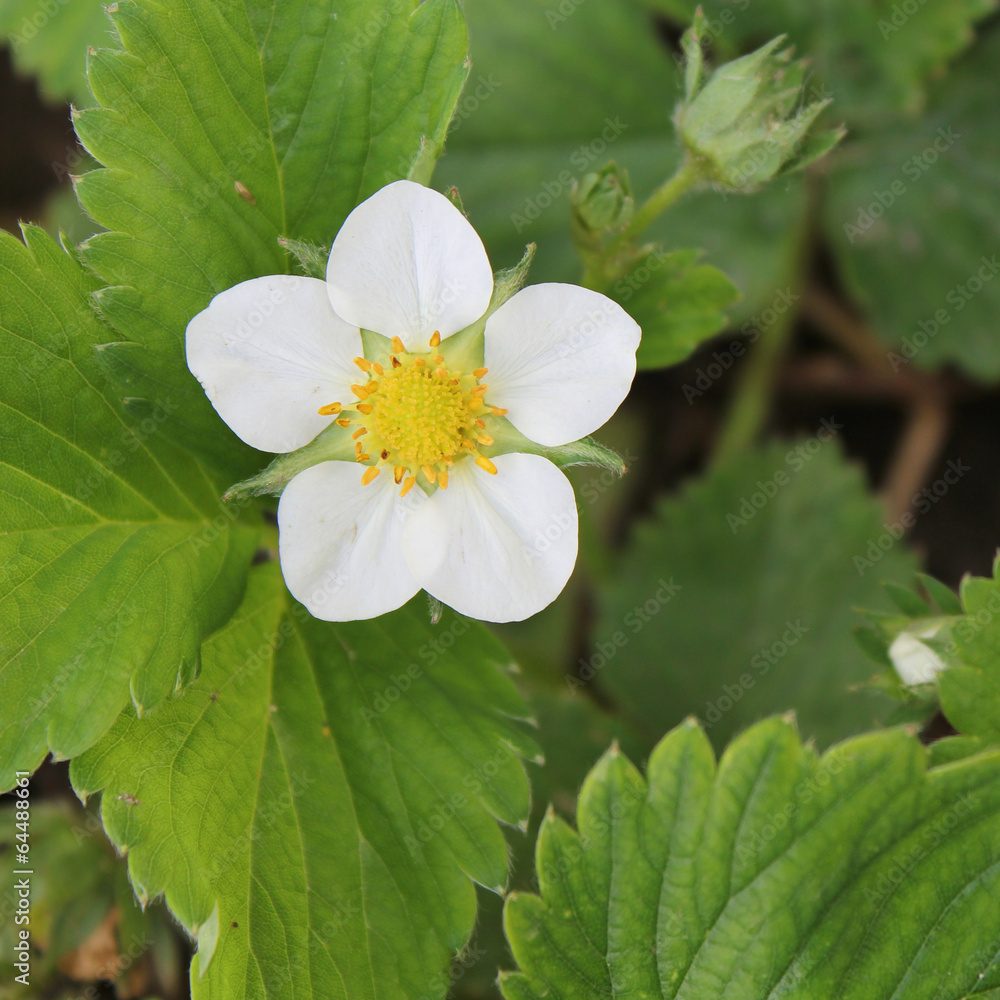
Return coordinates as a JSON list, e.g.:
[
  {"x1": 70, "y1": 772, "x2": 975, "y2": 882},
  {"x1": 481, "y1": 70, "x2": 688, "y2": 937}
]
[{"x1": 1, "y1": 0, "x2": 998, "y2": 996}]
